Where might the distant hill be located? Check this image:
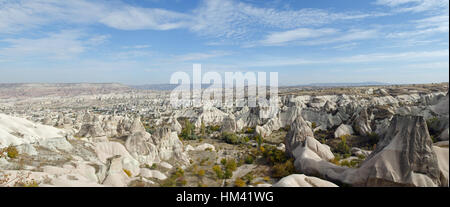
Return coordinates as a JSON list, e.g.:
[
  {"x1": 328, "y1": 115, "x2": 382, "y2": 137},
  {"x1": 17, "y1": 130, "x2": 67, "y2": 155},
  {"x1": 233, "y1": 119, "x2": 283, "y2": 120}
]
[
  {"x1": 129, "y1": 83, "x2": 214, "y2": 91},
  {"x1": 288, "y1": 82, "x2": 390, "y2": 87},
  {"x1": 0, "y1": 83, "x2": 133, "y2": 99}
]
